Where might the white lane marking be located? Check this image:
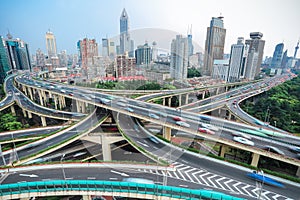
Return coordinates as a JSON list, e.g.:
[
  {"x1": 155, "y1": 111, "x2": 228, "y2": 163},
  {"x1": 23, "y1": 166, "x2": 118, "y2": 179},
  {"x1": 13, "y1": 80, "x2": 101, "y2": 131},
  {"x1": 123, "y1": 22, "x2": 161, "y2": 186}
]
[
  {"x1": 110, "y1": 170, "x2": 129, "y2": 177},
  {"x1": 87, "y1": 177, "x2": 96, "y2": 180},
  {"x1": 136, "y1": 141, "x2": 149, "y2": 147}
]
